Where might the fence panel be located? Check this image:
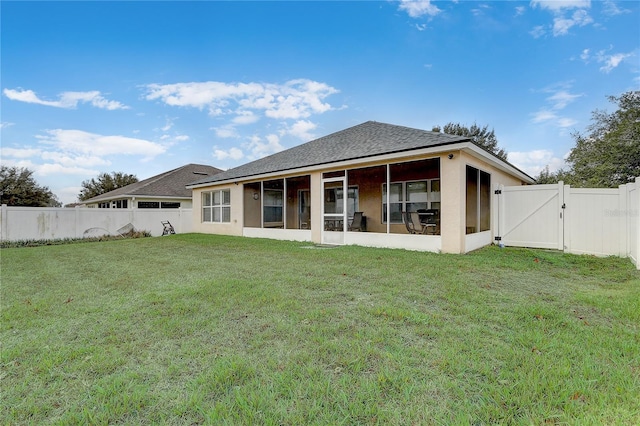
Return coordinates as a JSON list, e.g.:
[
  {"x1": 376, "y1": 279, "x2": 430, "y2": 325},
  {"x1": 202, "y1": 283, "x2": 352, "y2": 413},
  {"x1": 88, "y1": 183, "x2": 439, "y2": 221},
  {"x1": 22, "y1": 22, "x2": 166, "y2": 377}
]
[
  {"x1": 0, "y1": 206, "x2": 193, "y2": 241},
  {"x1": 496, "y1": 177, "x2": 640, "y2": 267},
  {"x1": 629, "y1": 178, "x2": 639, "y2": 269},
  {"x1": 564, "y1": 187, "x2": 626, "y2": 257},
  {"x1": 497, "y1": 182, "x2": 563, "y2": 250}
]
